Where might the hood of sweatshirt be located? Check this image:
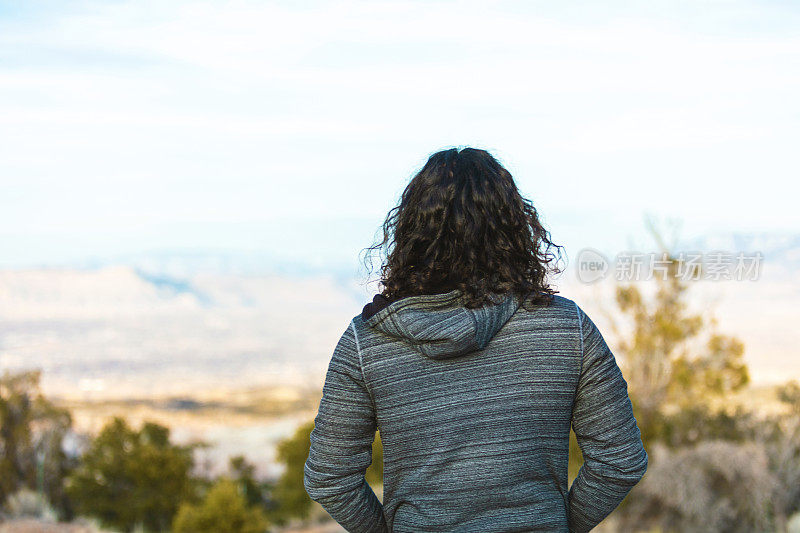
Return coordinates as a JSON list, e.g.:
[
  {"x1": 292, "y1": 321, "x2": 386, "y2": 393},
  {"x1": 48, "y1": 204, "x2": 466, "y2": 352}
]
[{"x1": 360, "y1": 289, "x2": 524, "y2": 360}]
